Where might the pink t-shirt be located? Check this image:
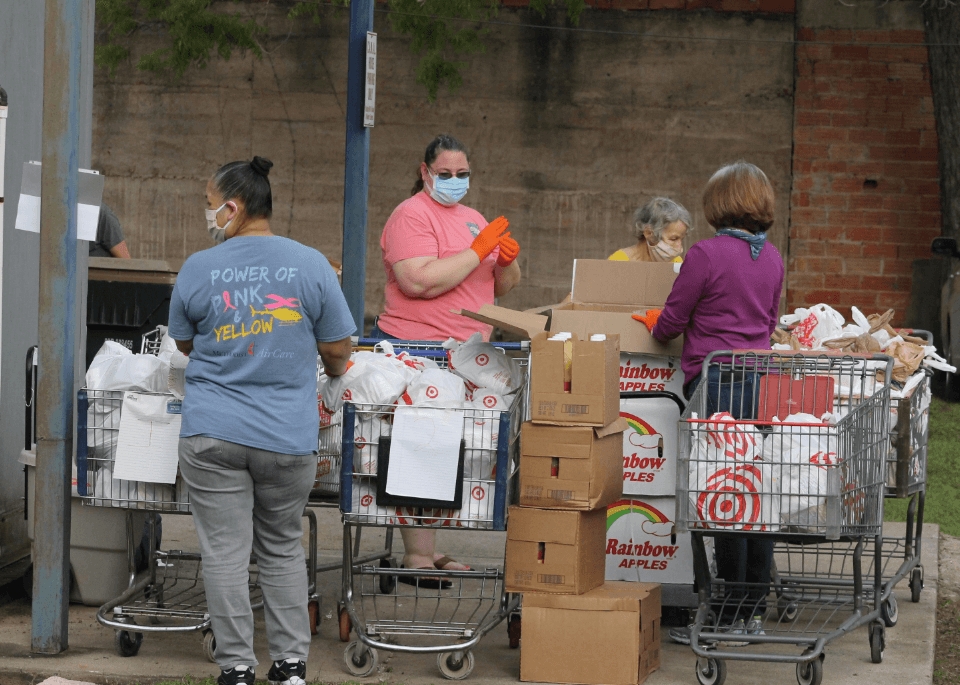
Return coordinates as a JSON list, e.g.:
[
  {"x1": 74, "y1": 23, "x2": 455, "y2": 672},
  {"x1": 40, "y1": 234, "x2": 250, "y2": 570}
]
[{"x1": 378, "y1": 192, "x2": 498, "y2": 342}]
